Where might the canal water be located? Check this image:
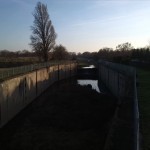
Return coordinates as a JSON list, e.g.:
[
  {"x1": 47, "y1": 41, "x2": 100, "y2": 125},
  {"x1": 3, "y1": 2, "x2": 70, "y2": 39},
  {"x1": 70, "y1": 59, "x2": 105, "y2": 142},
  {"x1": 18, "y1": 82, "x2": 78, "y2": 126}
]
[
  {"x1": 77, "y1": 64, "x2": 102, "y2": 93},
  {"x1": 77, "y1": 79, "x2": 100, "y2": 93}
]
